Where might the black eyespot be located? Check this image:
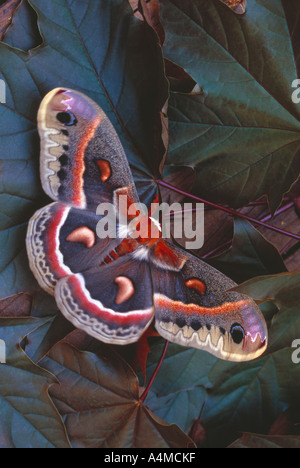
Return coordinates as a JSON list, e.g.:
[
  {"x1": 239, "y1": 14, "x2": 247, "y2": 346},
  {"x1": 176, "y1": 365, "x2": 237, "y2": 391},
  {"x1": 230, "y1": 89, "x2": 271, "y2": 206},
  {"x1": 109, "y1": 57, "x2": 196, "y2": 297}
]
[
  {"x1": 57, "y1": 169, "x2": 67, "y2": 181},
  {"x1": 230, "y1": 323, "x2": 245, "y2": 344},
  {"x1": 56, "y1": 111, "x2": 77, "y2": 126},
  {"x1": 190, "y1": 319, "x2": 202, "y2": 331},
  {"x1": 175, "y1": 317, "x2": 186, "y2": 329},
  {"x1": 59, "y1": 154, "x2": 68, "y2": 166}
]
